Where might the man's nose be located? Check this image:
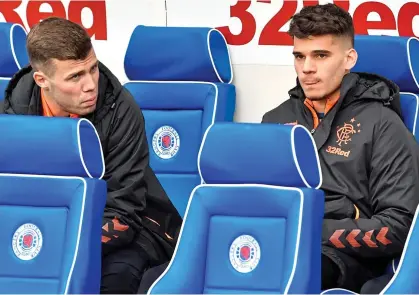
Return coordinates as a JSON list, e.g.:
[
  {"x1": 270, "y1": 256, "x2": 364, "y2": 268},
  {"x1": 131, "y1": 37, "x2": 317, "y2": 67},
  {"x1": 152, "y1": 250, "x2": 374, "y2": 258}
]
[
  {"x1": 302, "y1": 57, "x2": 316, "y2": 74},
  {"x1": 83, "y1": 74, "x2": 96, "y2": 92}
]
